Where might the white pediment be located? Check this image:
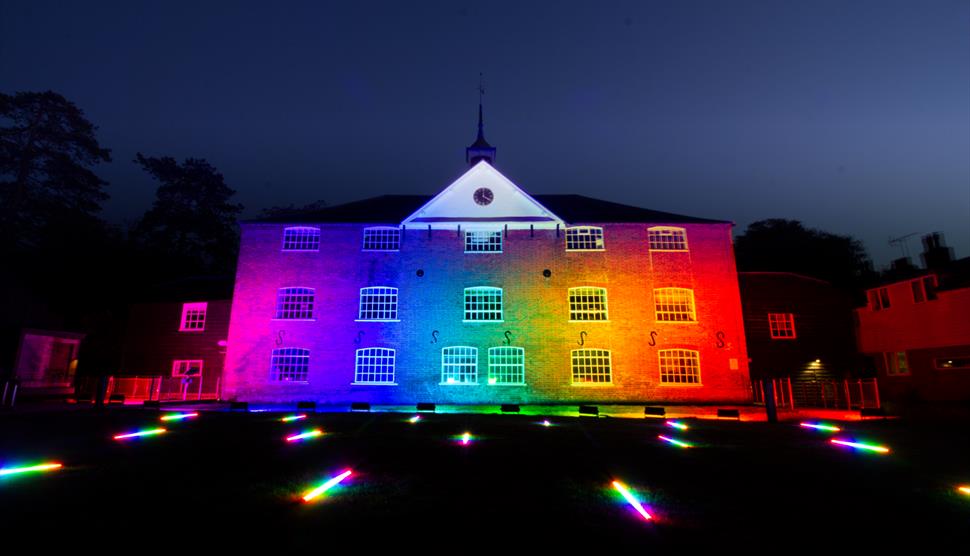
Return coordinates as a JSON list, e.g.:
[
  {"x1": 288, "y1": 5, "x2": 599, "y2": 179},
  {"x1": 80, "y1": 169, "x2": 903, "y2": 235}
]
[{"x1": 402, "y1": 161, "x2": 564, "y2": 230}]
